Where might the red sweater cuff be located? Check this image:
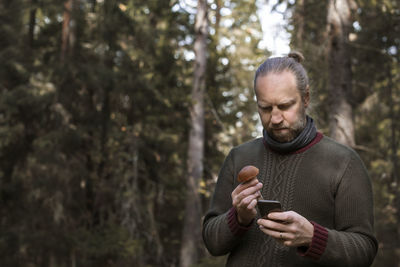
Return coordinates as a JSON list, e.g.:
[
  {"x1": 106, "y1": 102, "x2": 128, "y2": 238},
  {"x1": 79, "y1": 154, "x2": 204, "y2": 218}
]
[
  {"x1": 297, "y1": 221, "x2": 328, "y2": 260},
  {"x1": 226, "y1": 207, "x2": 252, "y2": 236}
]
